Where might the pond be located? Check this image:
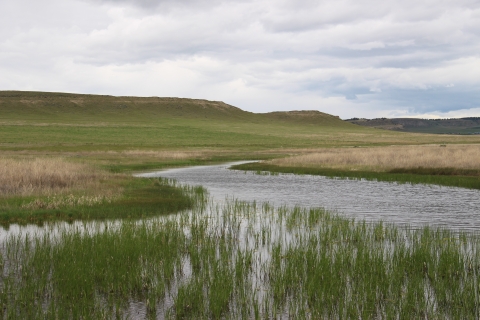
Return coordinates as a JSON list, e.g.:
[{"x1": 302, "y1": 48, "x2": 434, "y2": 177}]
[{"x1": 137, "y1": 162, "x2": 480, "y2": 231}]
